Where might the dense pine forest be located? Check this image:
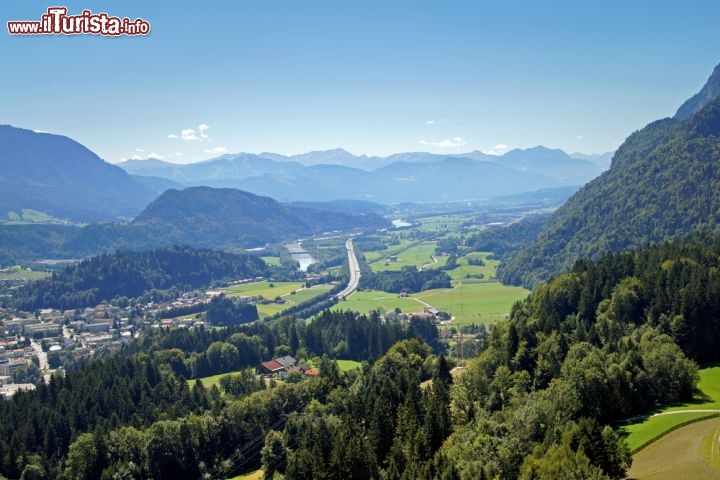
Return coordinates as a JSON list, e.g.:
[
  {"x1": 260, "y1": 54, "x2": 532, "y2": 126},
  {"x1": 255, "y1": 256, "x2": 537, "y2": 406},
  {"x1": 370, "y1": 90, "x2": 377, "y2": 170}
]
[
  {"x1": 3, "y1": 235, "x2": 720, "y2": 478},
  {"x1": 0, "y1": 309, "x2": 439, "y2": 478},
  {"x1": 359, "y1": 265, "x2": 452, "y2": 294},
  {"x1": 260, "y1": 236, "x2": 720, "y2": 479},
  {"x1": 6, "y1": 246, "x2": 269, "y2": 311}
]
